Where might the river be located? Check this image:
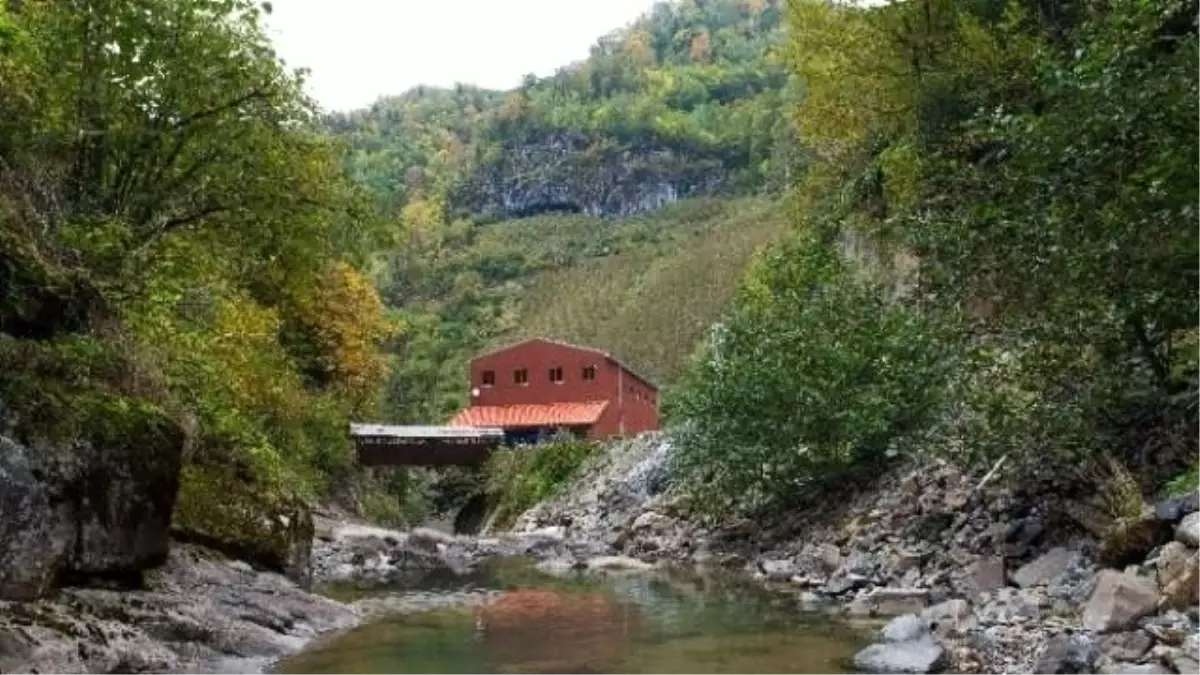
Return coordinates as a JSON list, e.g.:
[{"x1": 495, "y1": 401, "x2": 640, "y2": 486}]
[{"x1": 274, "y1": 558, "x2": 869, "y2": 674}]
